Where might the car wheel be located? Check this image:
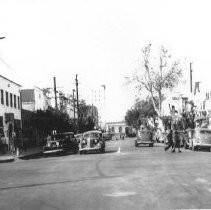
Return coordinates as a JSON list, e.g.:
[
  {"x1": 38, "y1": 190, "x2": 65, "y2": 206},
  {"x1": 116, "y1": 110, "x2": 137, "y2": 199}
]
[
  {"x1": 135, "y1": 142, "x2": 138, "y2": 147},
  {"x1": 79, "y1": 151, "x2": 83, "y2": 155}
]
